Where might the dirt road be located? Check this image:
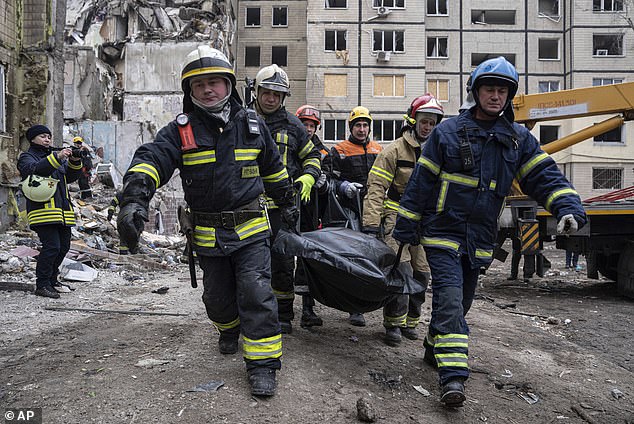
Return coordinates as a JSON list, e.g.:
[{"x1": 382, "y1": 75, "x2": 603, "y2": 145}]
[{"x1": 1, "y1": 245, "x2": 632, "y2": 423}]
